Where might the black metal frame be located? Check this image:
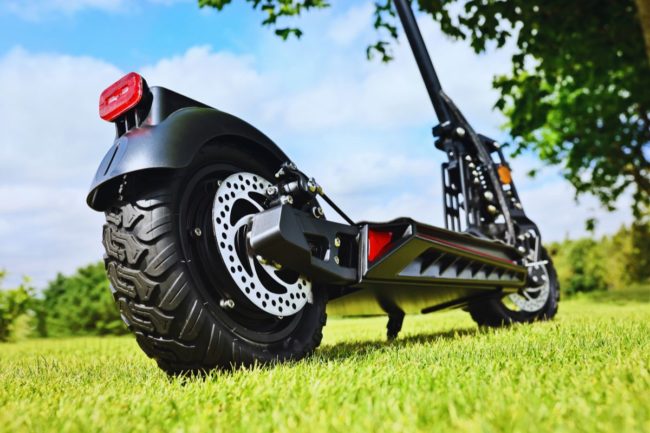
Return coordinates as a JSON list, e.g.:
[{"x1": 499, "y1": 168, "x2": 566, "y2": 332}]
[{"x1": 394, "y1": 0, "x2": 542, "y2": 253}]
